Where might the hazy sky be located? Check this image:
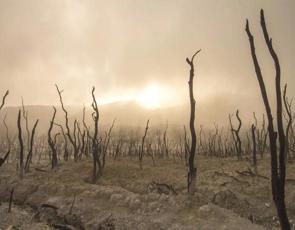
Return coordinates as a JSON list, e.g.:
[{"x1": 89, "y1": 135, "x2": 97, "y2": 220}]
[{"x1": 0, "y1": 0, "x2": 294, "y2": 109}]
